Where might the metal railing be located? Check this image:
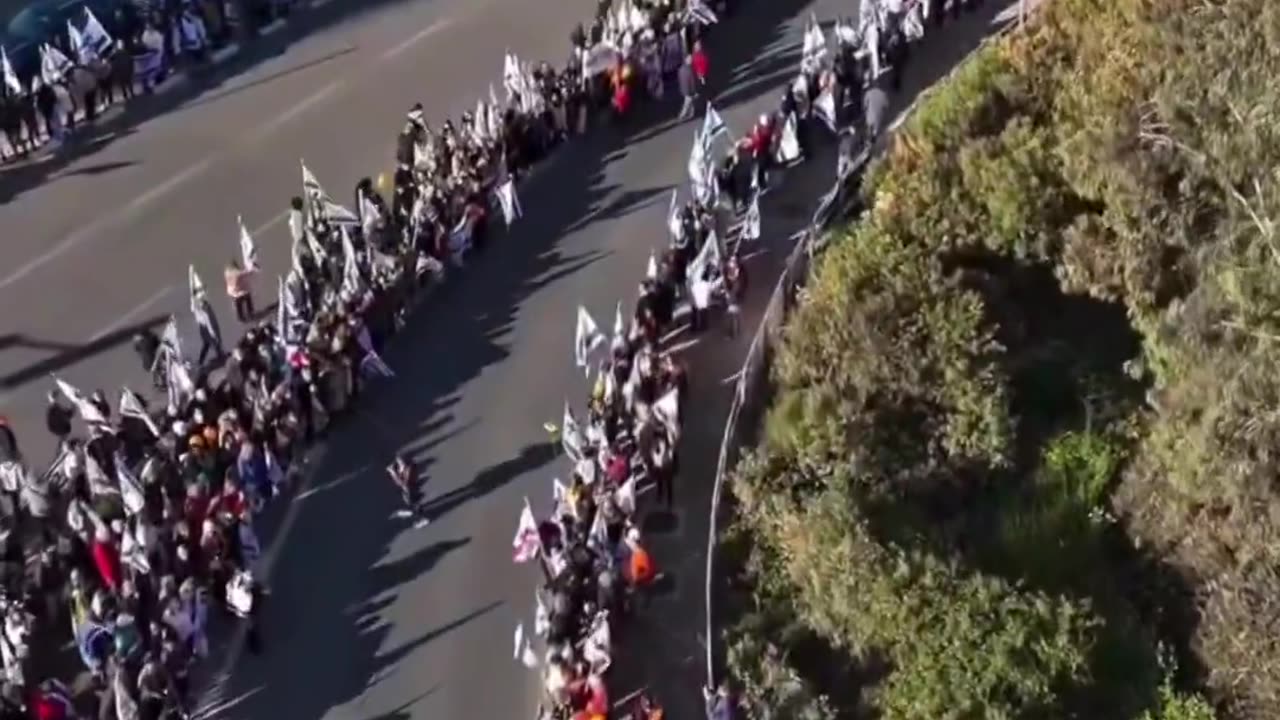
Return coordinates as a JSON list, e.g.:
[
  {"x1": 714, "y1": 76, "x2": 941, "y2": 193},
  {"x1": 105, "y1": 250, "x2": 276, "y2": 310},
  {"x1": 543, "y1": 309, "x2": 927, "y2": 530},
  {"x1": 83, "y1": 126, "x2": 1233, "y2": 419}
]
[{"x1": 700, "y1": 2, "x2": 1041, "y2": 687}]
